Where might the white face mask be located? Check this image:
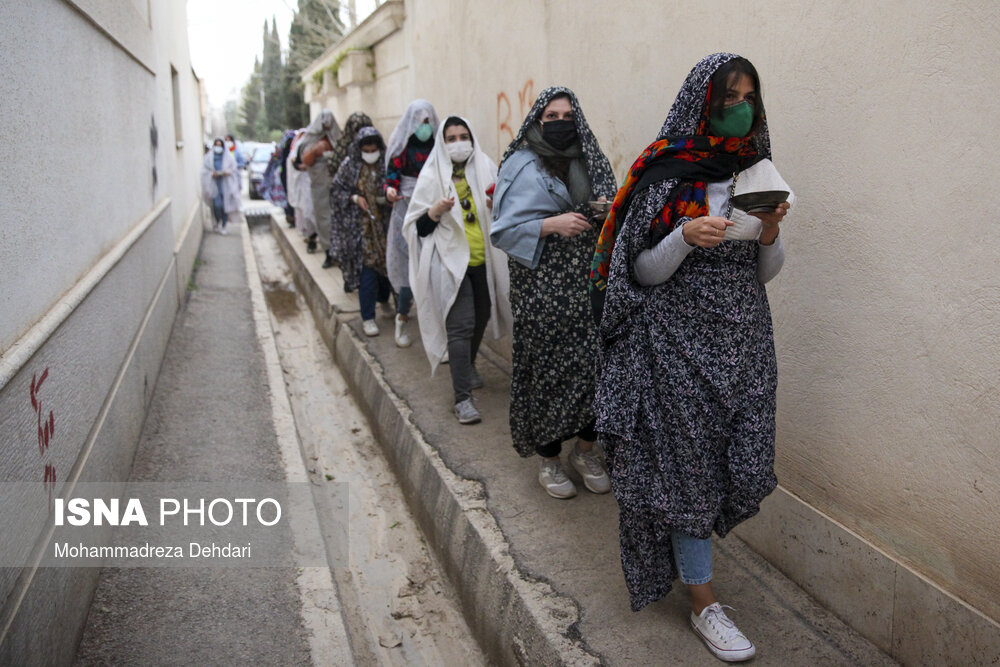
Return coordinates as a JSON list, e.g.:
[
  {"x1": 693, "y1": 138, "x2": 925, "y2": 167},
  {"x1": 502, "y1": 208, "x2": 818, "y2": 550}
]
[
  {"x1": 224, "y1": 141, "x2": 234, "y2": 150},
  {"x1": 361, "y1": 150, "x2": 381, "y2": 164},
  {"x1": 446, "y1": 140, "x2": 473, "y2": 163},
  {"x1": 213, "y1": 145, "x2": 223, "y2": 154}
]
